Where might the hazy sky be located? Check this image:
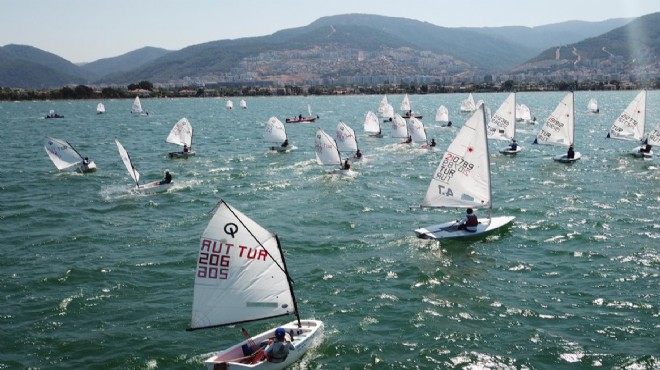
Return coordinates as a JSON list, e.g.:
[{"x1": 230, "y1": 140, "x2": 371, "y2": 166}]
[{"x1": 2, "y1": 0, "x2": 659, "y2": 63}]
